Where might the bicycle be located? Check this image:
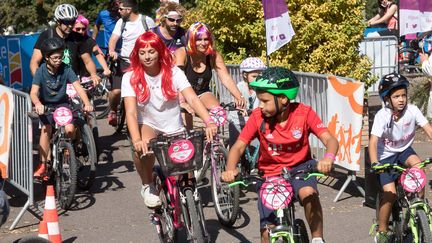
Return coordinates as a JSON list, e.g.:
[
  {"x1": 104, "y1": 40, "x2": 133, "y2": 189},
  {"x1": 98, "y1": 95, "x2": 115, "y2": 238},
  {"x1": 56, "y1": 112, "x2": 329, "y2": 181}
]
[
  {"x1": 148, "y1": 128, "x2": 209, "y2": 243},
  {"x1": 30, "y1": 106, "x2": 78, "y2": 210},
  {"x1": 194, "y1": 103, "x2": 240, "y2": 227},
  {"x1": 67, "y1": 83, "x2": 98, "y2": 190},
  {"x1": 228, "y1": 165, "x2": 323, "y2": 243},
  {"x1": 369, "y1": 159, "x2": 432, "y2": 242}
]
